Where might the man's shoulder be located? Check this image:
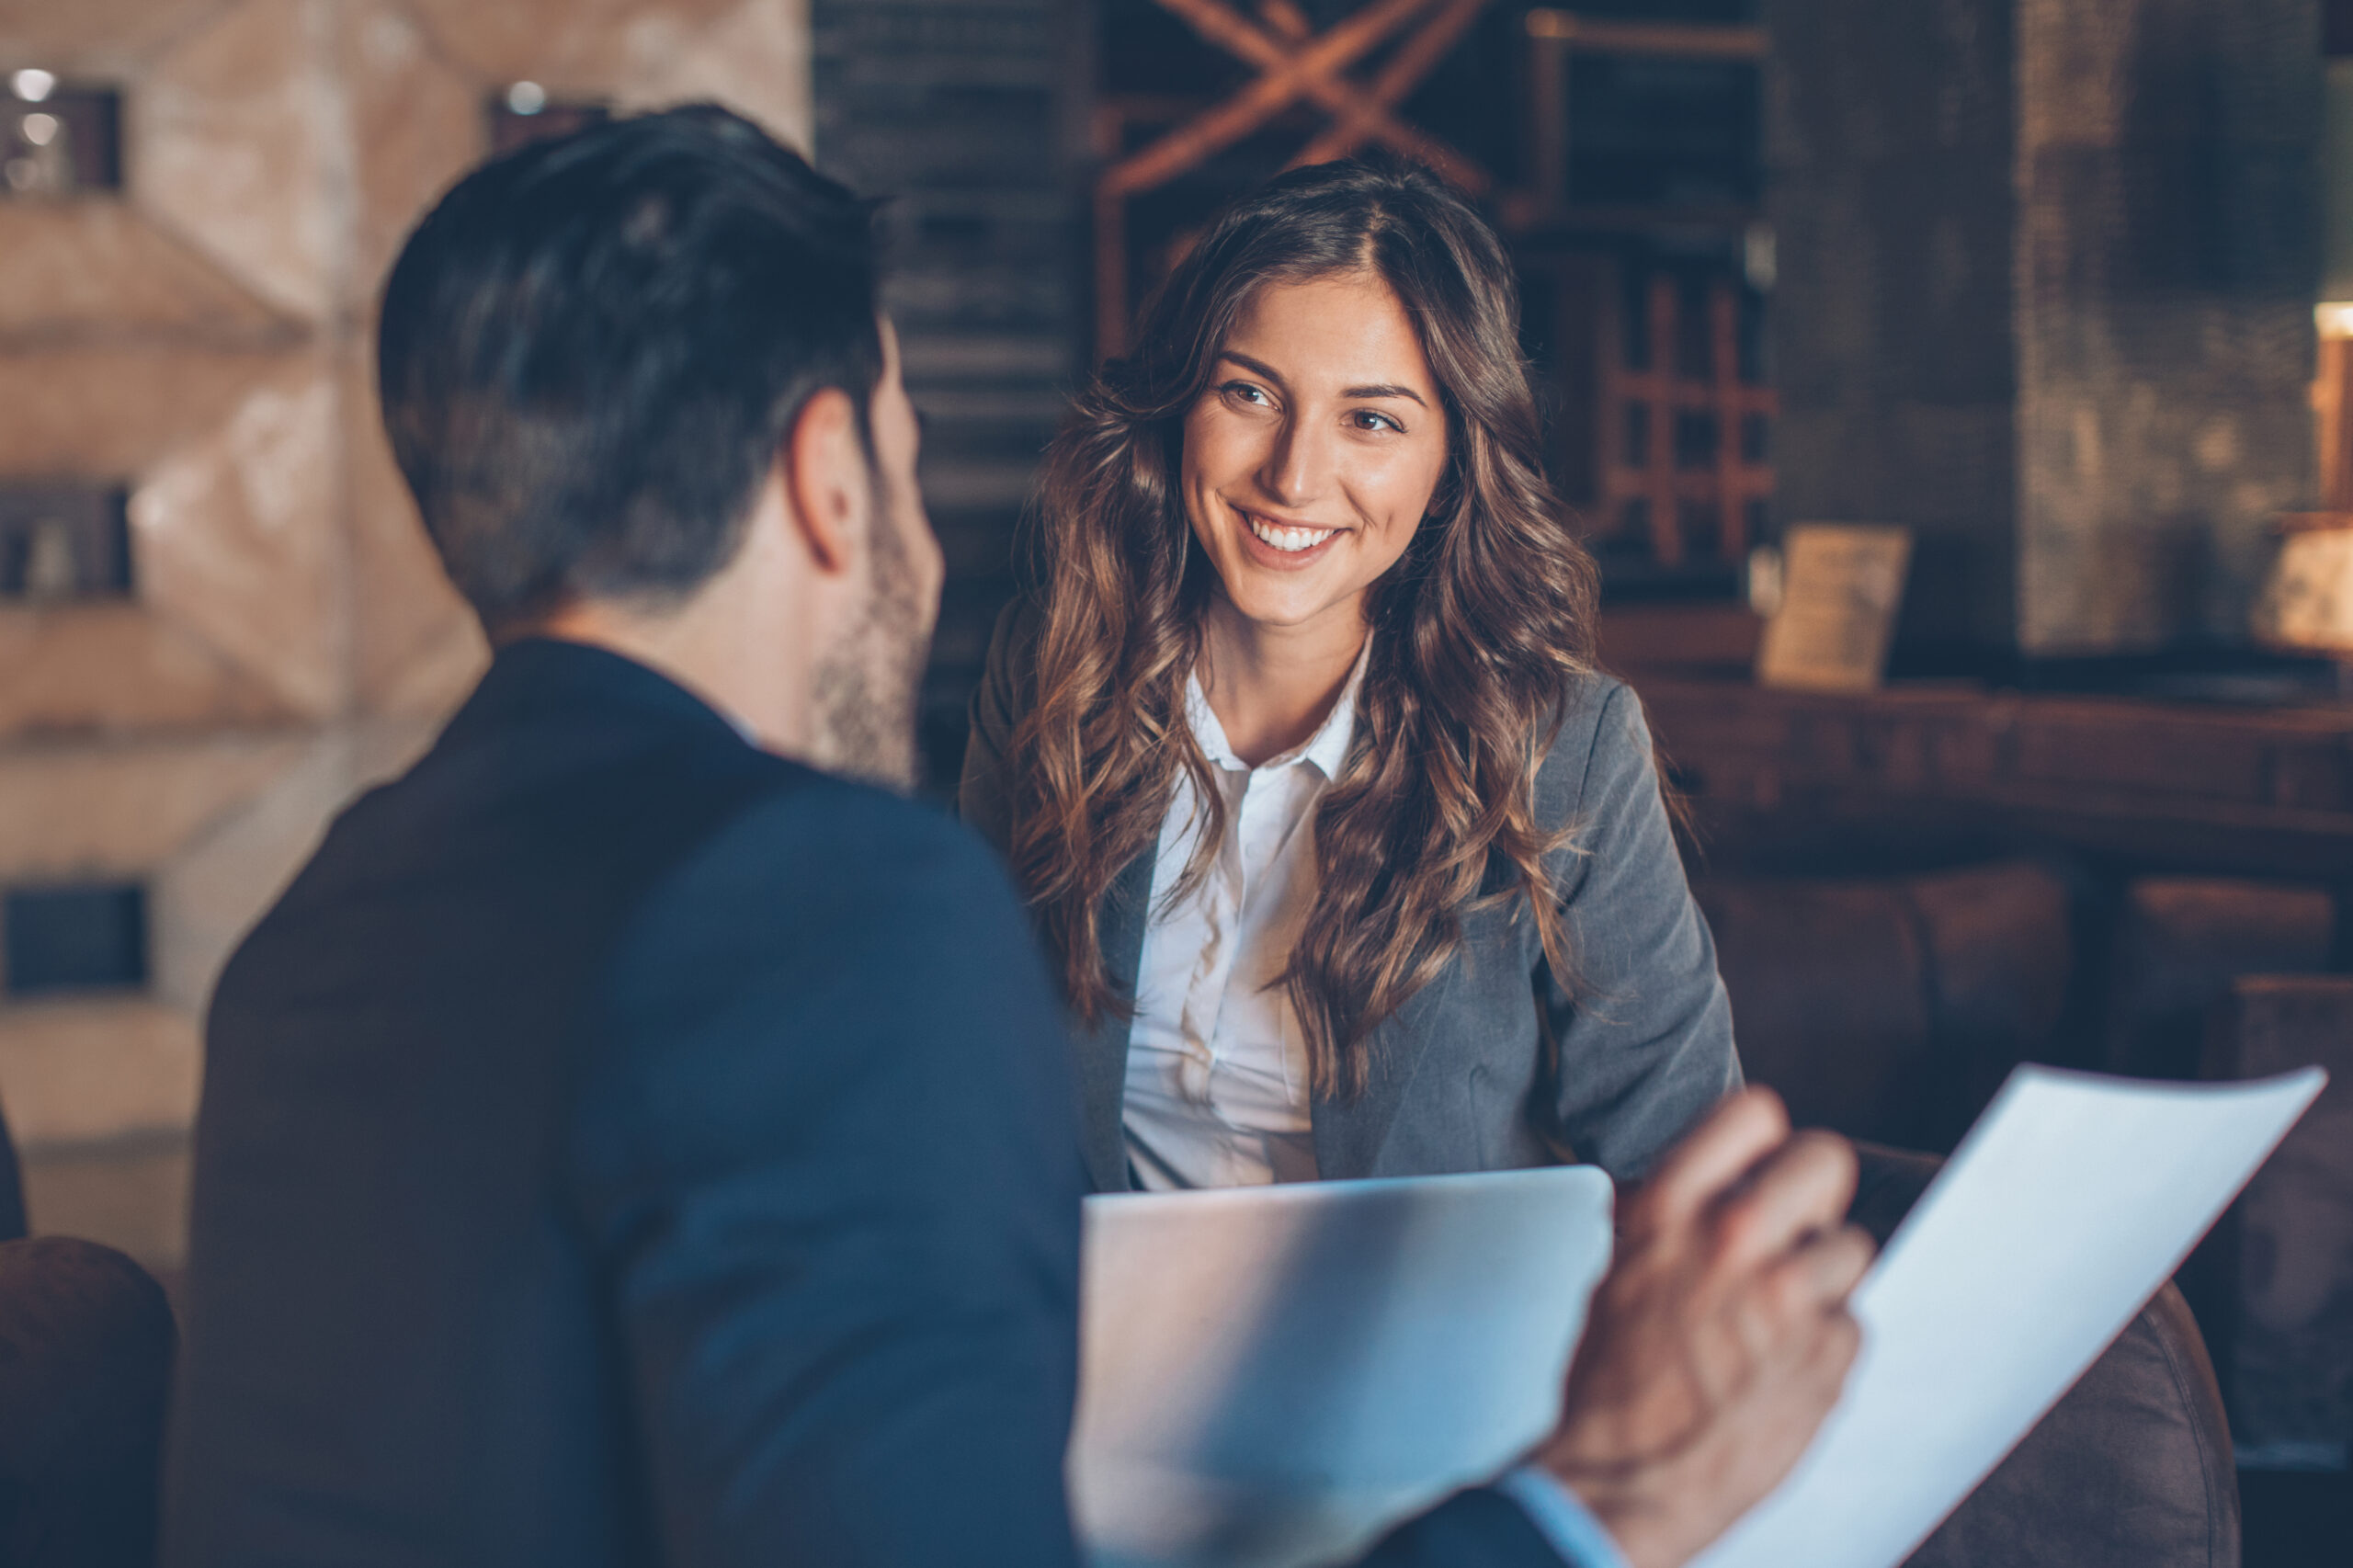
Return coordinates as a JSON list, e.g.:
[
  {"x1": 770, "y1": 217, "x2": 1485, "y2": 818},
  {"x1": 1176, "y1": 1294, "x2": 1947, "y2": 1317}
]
[
  {"x1": 712, "y1": 767, "x2": 980, "y2": 859},
  {"x1": 581, "y1": 774, "x2": 1070, "y2": 1179},
  {"x1": 211, "y1": 710, "x2": 814, "y2": 1034},
  {"x1": 621, "y1": 773, "x2": 1022, "y2": 976}
]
